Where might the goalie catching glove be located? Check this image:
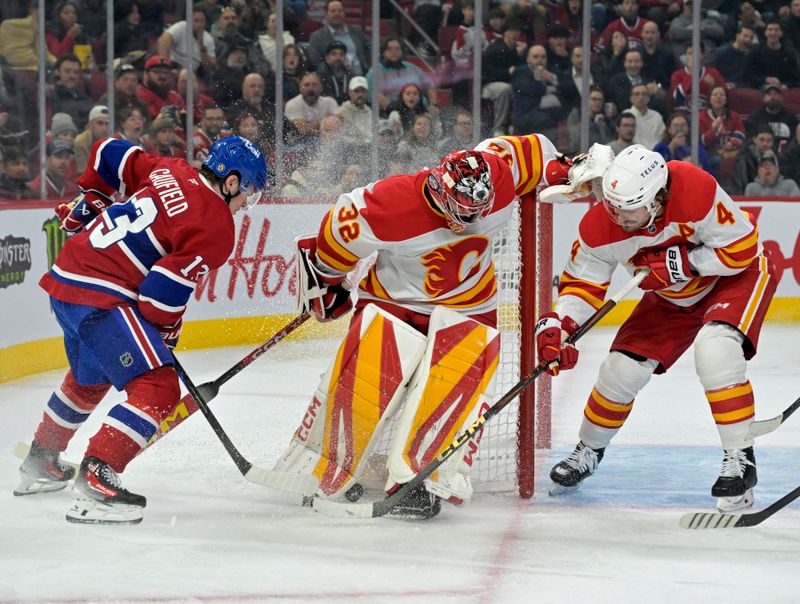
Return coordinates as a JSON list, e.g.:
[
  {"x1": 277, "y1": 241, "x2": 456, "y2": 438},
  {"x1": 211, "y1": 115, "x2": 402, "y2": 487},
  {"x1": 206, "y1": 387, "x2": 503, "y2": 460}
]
[
  {"x1": 539, "y1": 143, "x2": 616, "y2": 204},
  {"x1": 630, "y1": 245, "x2": 694, "y2": 291},
  {"x1": 535, "y1": 312, "x2": 579, "y2": 376},
  {"x1": 55, "y1": 189, "x2": 114, "y2": 232},
  {"x1": 295, "y1": 235, "x2": 353, "y2": 322}
]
